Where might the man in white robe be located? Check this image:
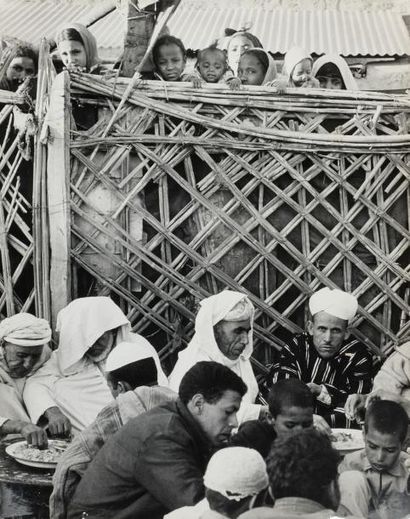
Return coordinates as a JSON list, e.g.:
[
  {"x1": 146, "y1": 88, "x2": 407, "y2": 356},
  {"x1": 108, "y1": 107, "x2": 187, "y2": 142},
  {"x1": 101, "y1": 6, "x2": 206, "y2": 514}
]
[
  {"x1": 169, "y1": 290, "x2": 262, "y2": 423},
  {"x1": 0, "y1": 312, "x2": 51, "y2": 446},
  {"x1": 24, "y1": 297, "x2": 167, "y2": 434}
]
